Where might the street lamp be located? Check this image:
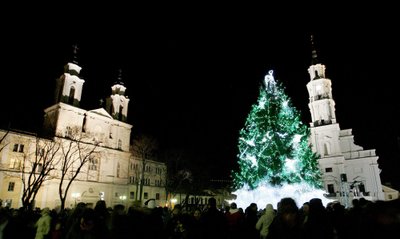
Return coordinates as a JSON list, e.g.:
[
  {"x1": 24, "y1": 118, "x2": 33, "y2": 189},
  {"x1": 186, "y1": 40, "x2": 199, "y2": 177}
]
[{"x1": 170, "y1": 198, "x2": 177, "y2": 208}]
